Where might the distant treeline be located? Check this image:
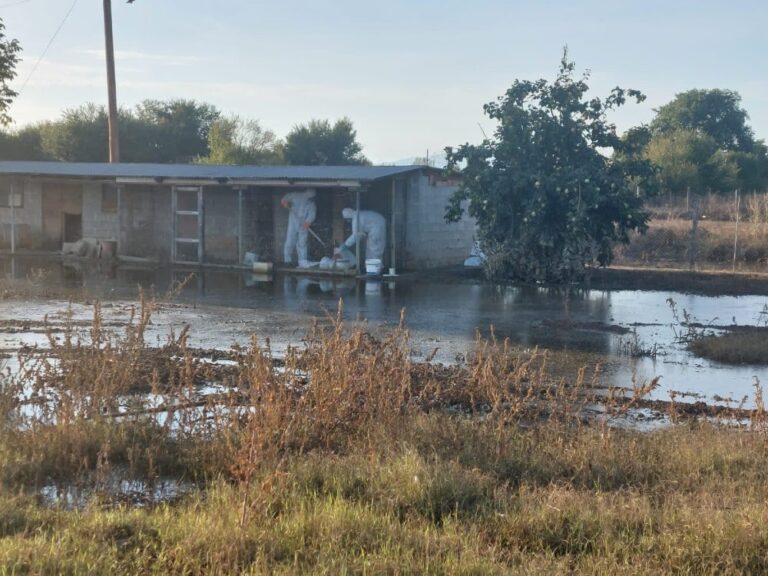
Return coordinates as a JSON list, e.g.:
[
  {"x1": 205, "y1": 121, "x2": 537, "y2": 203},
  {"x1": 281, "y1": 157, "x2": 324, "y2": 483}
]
[
  {"x1": 0, "y1": 100, "x2": 369, "y2": 166},
  {"x1": 624, "y1": 89, "x2": 768, "y2": 194},
  {"x1": 2, "y1": 89, "x2": 767, "y2": 193}
]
